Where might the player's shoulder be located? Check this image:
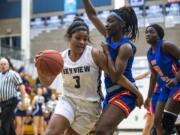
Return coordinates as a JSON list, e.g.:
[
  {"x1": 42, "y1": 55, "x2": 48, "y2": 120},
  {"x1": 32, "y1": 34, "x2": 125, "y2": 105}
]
[
  {"x1": 9, "y1": 69, "x2": 20, "y2": 76},
  {"x1": 61, "y1": 49, "x2": 69, "y2": 57}
]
